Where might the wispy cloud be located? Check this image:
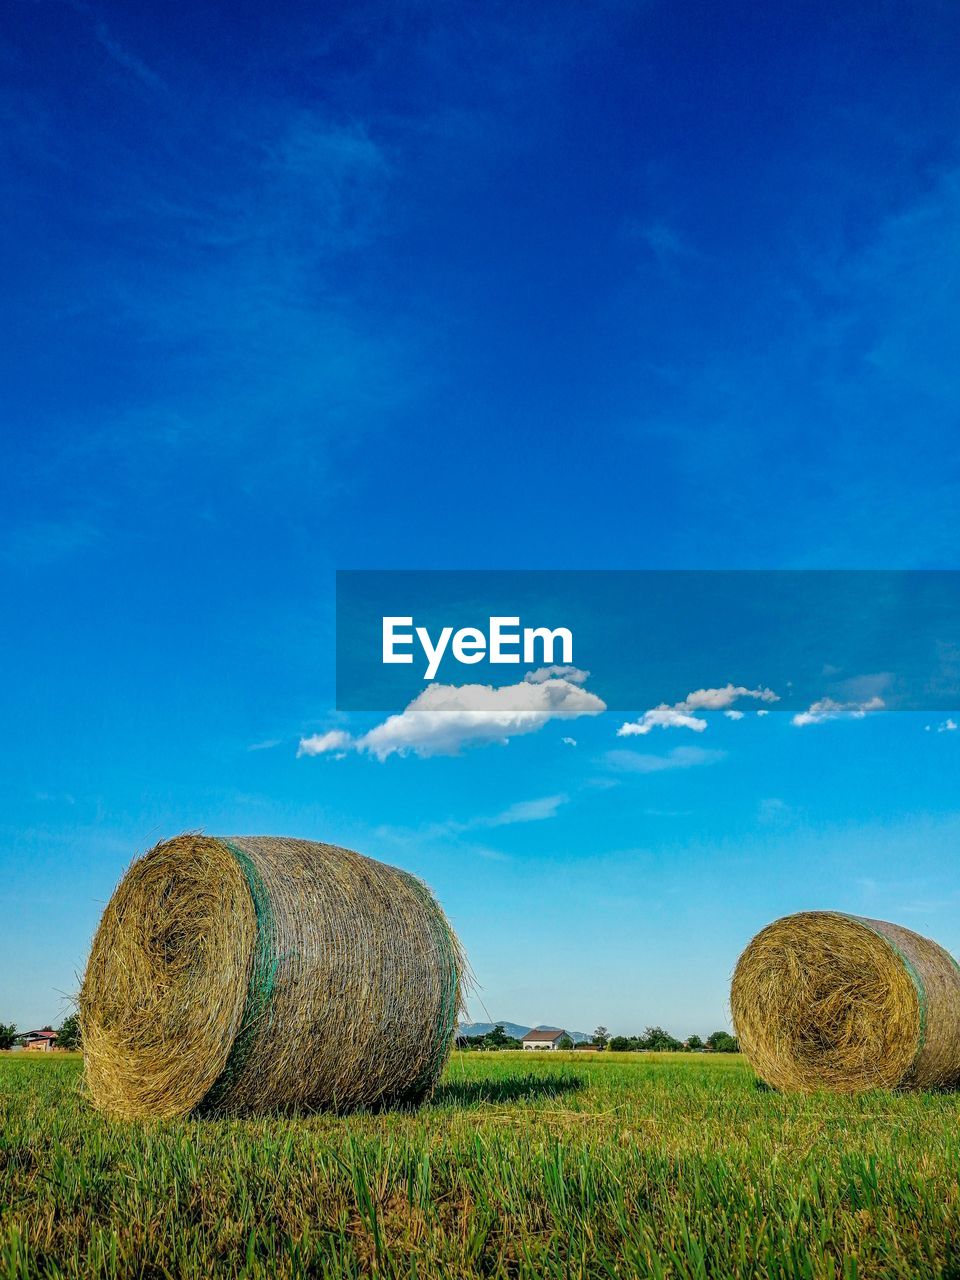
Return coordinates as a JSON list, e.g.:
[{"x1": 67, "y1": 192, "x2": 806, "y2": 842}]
[
  {"x1": 757, "y1": 797, "x2": 795, "y2": 825},
  {"x1": 33, "y1": 792, "x2": 76, "y2": 806},
  {"x1": 299, "y1": 673, "x2": 606, "y2": 761},
  {"x1": 625, "y1": 162, "x2": 960, "y2": 565},
  {"x1": 371, "y1": 792, "x2": 575, "y2": 859},
  {"x1": 247, "y1": 739, "x2": 282, "y2": 752},
  {"x1": 792, "y1": 695, "x2": 885, "y2": 727},
  {"x1": 483, "y1": 795, "x2": 568, "y2": 825},
  {"x1": 4, "y1": 66, "x2": 408, "y2": 539},
  {"x1": 424, "y1": 794, "x2": 569, "y2": 836},
  {"x1": 605, "y1": 745, "x2": 727, "y2": 773},
  {"x1": 63, "y1": 1, "x2": 167, "y2": 90},
  {"x1": 623, "y1": 217, "x2": 699, "y2": 271},
  {"x1": 92, "y1": 19, "x2": 166, "y2": 90},
  {"x1": 471, "y1": 846, "x2": 512, "y2": 862},
  {"x1": 855, "y1": 853, "x2": 960, "y2": 916},
  {"x1": 368, "y1": 821, "x2": 513, "y2": 864},
  {"x1": 618, "y1": 684, "x2": 778, "y2": 737}
]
